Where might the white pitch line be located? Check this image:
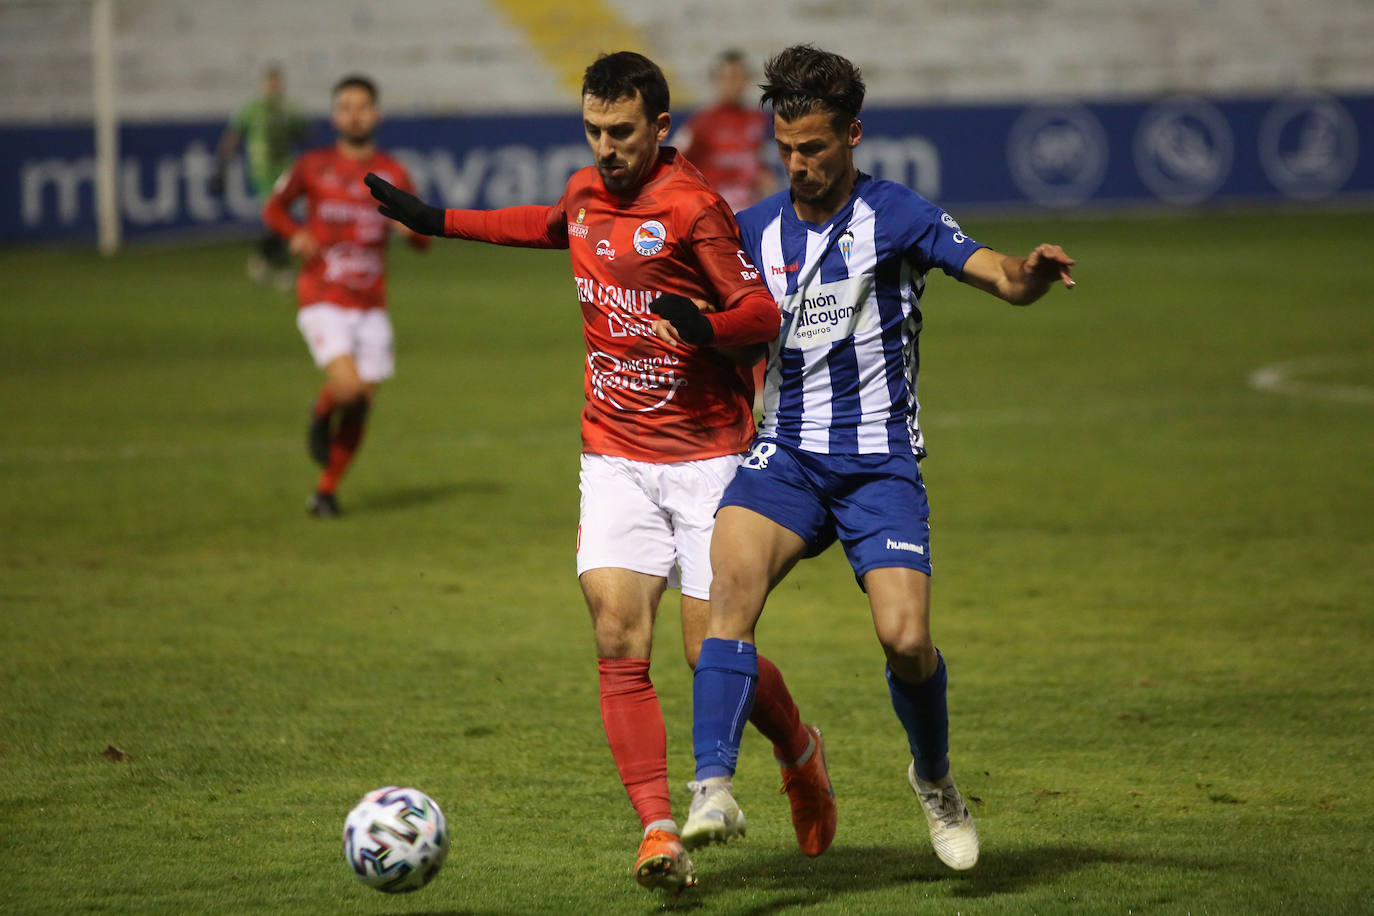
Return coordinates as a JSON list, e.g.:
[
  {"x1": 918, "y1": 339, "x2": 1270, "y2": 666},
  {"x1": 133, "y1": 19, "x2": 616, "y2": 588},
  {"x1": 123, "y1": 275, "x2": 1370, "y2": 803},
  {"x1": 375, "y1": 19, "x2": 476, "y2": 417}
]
[{"x1": 1248, "y1": 356, "x2": 1374, "y2": 405}]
